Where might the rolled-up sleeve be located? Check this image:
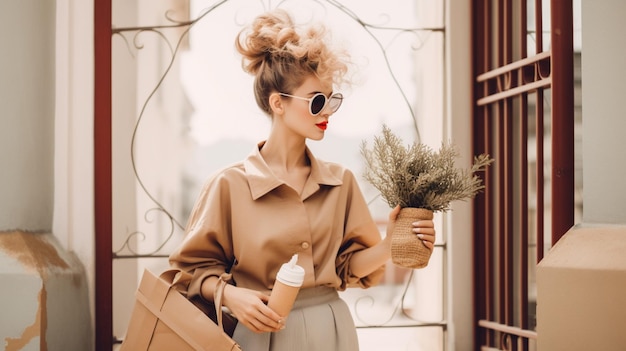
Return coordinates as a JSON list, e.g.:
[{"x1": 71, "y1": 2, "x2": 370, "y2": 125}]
[
  {"x1": 169, "y1": 172, "x2": 235, "y2": 299},
  {"x1": 334, "y1": 170, "x2": 385, "y2": 290}
]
